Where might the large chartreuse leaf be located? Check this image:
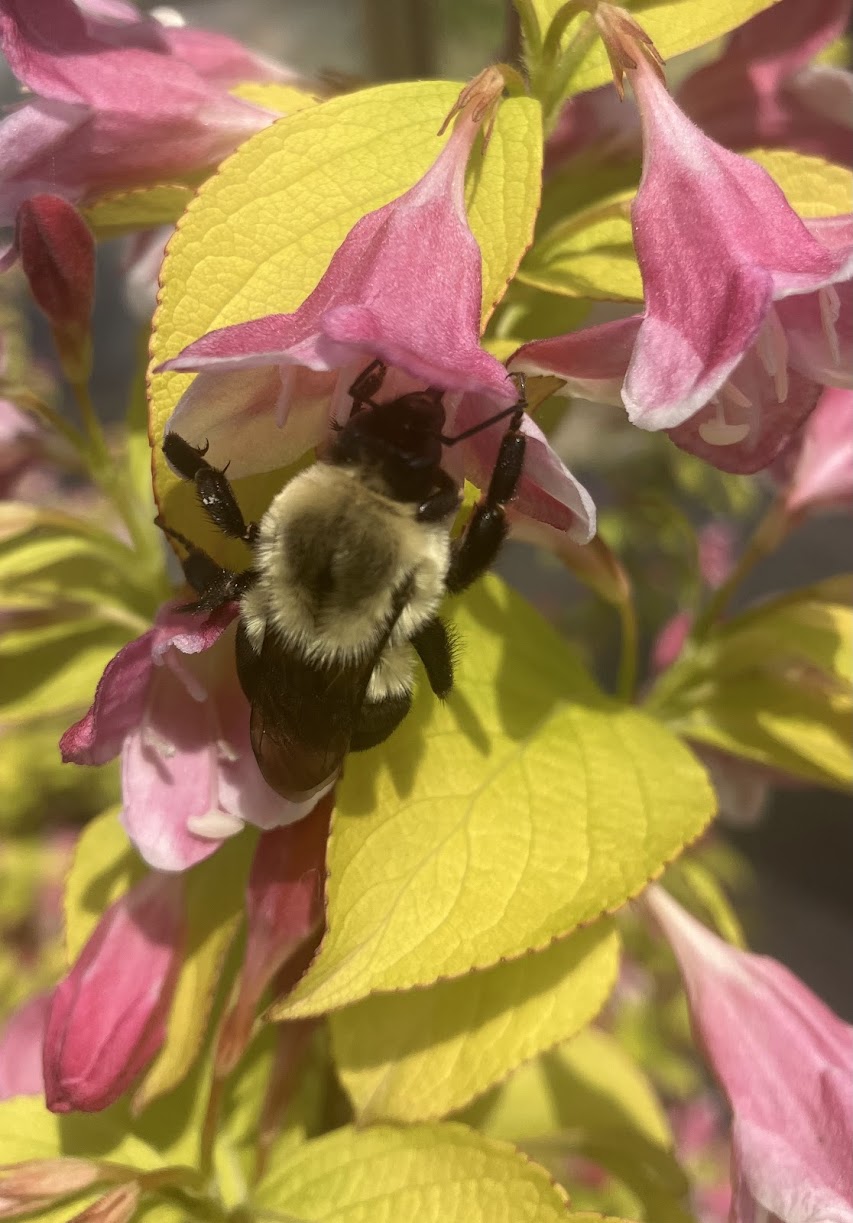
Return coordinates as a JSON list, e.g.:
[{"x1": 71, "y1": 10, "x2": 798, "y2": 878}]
[
  {"x1": 271, "y1": 577, "x2": 713, "y2": 1019},
  {"x1": 330, "y1": 919, "x2": 619, "y2": 1123},
  {"x1": 254, "y1": 1123, "x2": 571, "y2": 1221},
  {"x1": 149, "y1": 81, "x2": 542, "y2": 564},
  {"x1": 527, "y1": 0, "x2": 779, "y2": 98},
  {"x1": 648, "y1": 577, "x2": 853, "y2": 790}
]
